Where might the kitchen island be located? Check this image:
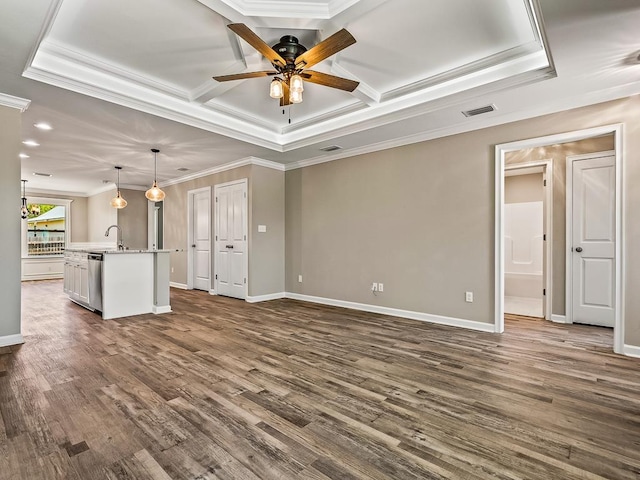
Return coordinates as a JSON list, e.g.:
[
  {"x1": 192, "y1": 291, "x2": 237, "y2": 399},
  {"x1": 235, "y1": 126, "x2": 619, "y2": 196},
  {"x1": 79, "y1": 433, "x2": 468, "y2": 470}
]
[{"x1": 64, "y1": 249, "x2": 171, "y2": 320}]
